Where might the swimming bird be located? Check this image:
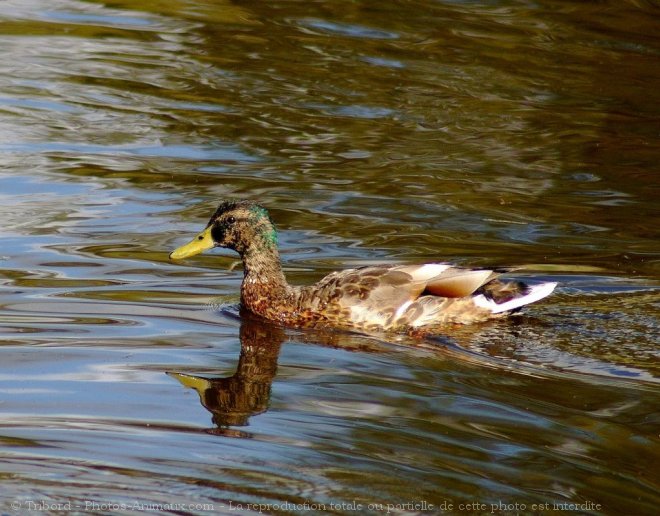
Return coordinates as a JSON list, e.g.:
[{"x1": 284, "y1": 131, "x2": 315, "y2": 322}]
[{"x1": 169, "y1": 200, "x2": 557, "y2": 336}]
